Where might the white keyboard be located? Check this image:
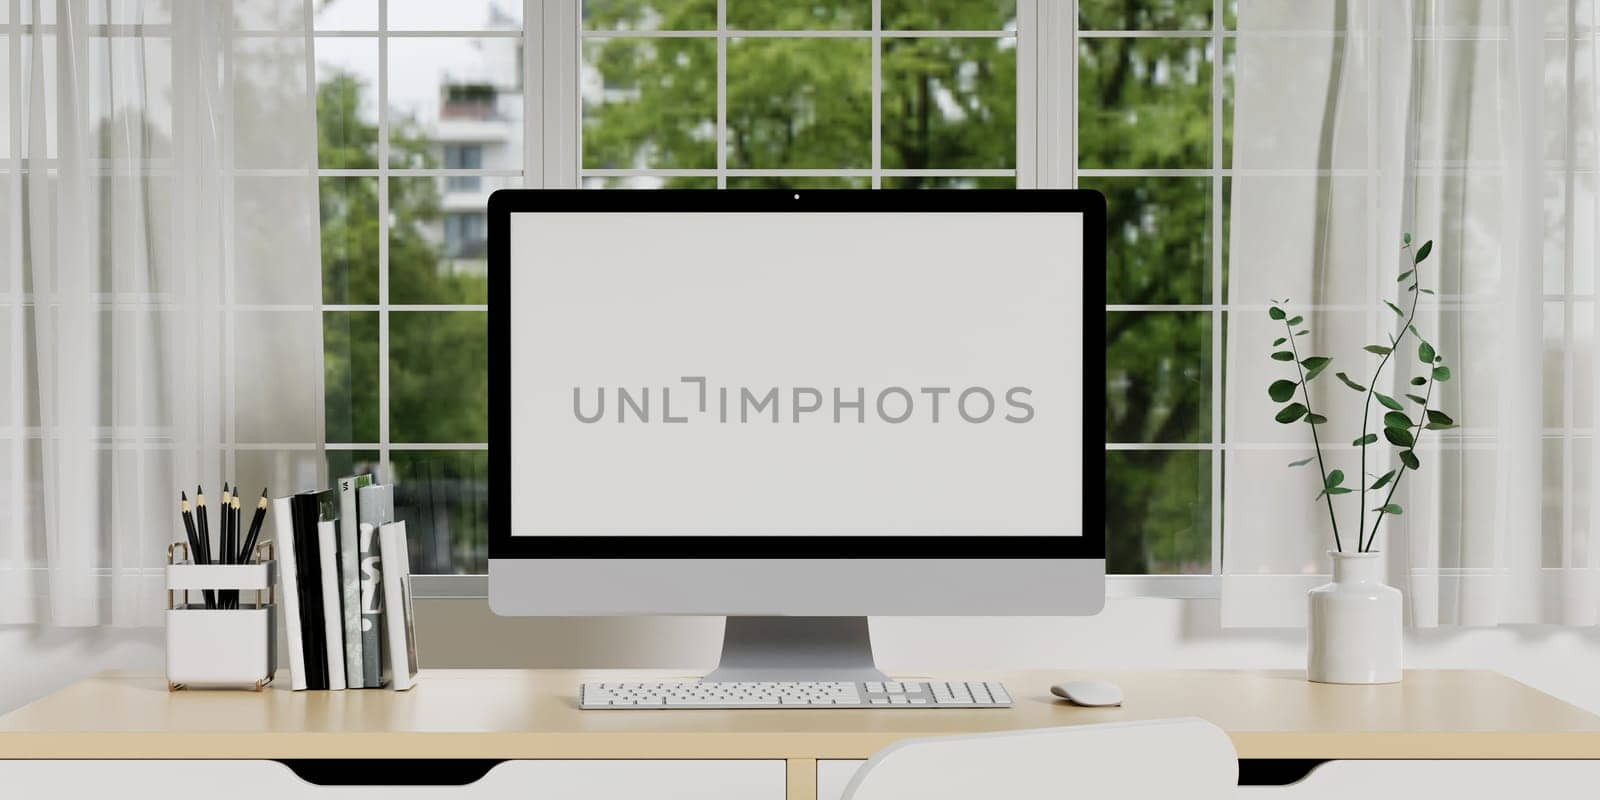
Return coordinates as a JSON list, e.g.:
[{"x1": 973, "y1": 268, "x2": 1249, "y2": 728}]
[{"x1": 579, "y1": 680, "x2": 1012, "y2": 709}]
